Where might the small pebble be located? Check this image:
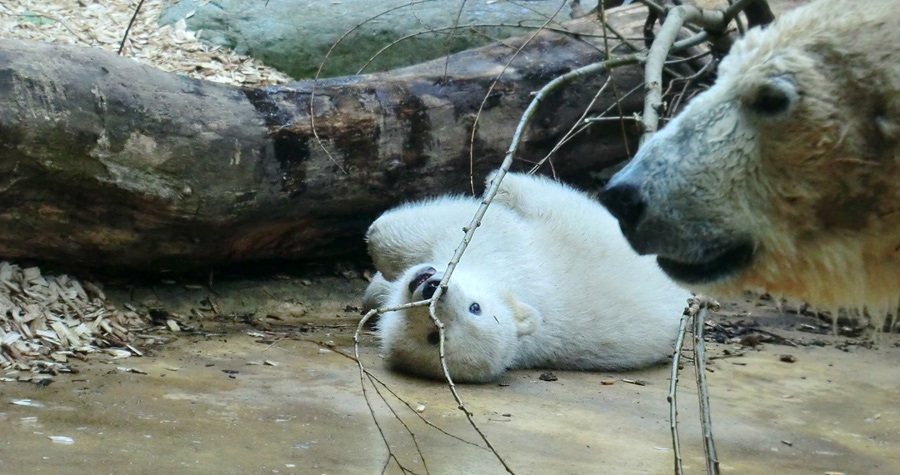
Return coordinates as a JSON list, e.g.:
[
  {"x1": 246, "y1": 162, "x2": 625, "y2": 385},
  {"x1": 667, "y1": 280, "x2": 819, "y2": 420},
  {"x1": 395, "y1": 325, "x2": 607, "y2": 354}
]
[{"x1": 539, "y1": 372, "x2": 558, "y2": 382}]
